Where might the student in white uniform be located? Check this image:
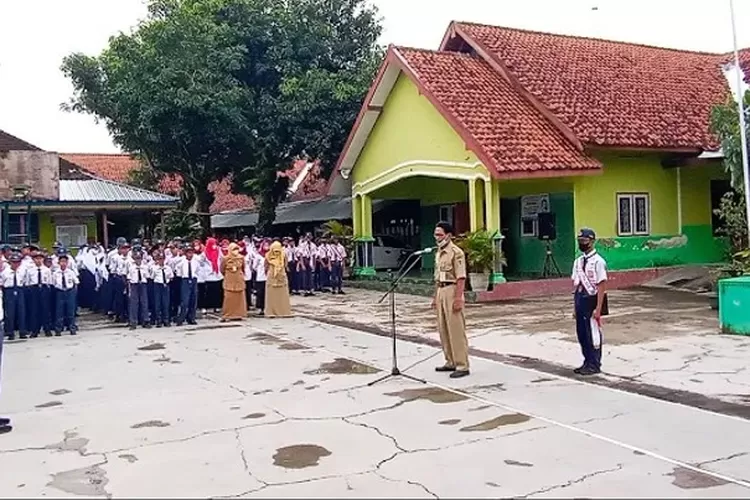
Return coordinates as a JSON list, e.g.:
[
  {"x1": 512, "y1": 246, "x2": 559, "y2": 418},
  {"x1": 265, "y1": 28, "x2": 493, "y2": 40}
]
[
  {"x1": 571, "y1": 228, "x2": 608, "y2": 376},
  {"x1": 53, "y1": 255, "x2": 79, "y2": 336},
  {"x1": 1, "y1": 253, "x2": 27, "y2": 340}
]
